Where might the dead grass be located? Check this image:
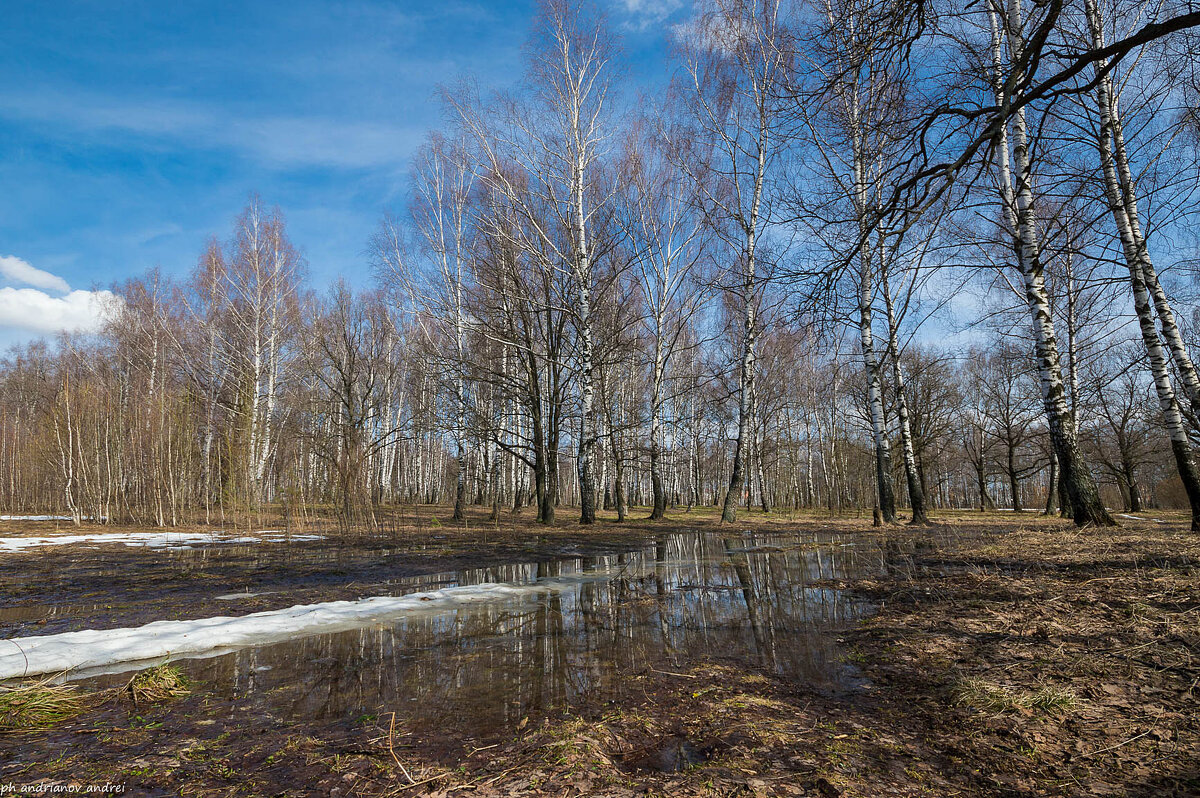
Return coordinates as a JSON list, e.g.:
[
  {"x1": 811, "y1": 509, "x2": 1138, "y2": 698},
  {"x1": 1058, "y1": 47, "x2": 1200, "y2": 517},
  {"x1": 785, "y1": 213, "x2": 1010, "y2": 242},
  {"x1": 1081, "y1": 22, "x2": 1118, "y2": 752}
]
[
  {"x1": 0, "y1": 662, "x2": 191, "y2": 732},
  {"x1": 952, "y1": 677, "x2": 1078, "y2": 714},
  {"x1": 0, "y1": 676, "x2": 88, "y2": 730},
  {"x1": 126, "y1": 662, "x2": 190, "y2": 704}
]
